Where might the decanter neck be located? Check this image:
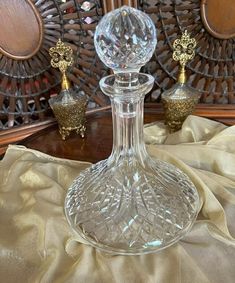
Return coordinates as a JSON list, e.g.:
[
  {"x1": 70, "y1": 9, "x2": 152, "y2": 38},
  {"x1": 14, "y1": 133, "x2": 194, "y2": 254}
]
[
  {"x1": 99, "y1": 73, "x2": 154, "y2": 165},
  {"x1": 114, "y1": 72, "x2": 140, "y2": 88},
  {"x1": 110, "y1": 96, "x2": 147, "y2": 163}
]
